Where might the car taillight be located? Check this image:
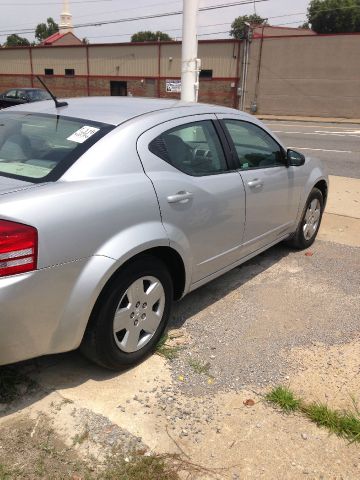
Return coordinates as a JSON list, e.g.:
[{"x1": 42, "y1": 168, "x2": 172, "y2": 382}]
[{"x1": 0, "y1": 220, "x2": 38, "y2": 277}]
